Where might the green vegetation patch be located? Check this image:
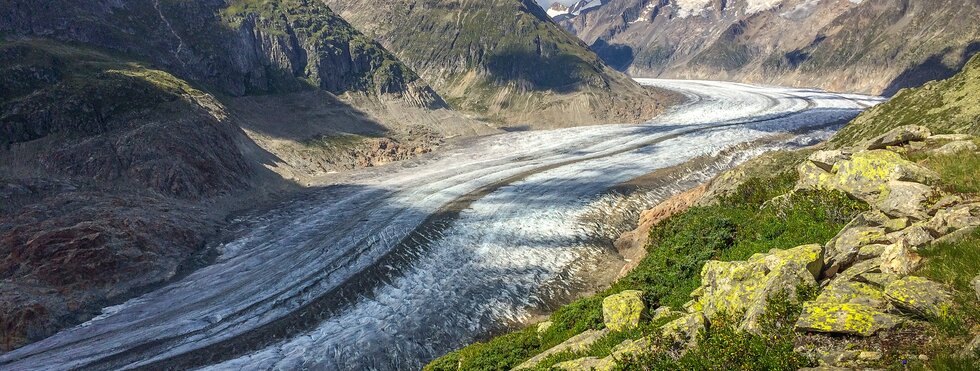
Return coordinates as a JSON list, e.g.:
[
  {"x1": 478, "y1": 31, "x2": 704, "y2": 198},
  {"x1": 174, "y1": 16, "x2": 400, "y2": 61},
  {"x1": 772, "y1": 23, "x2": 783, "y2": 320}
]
[{"x1": 919, "y1": 147, "x2": 980, "y2": 194}]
